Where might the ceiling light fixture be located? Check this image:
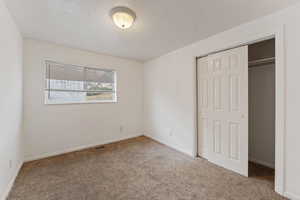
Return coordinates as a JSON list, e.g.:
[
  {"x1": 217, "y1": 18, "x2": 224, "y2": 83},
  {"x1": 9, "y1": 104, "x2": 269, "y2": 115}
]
[{"x1": 110, "y1": 7, "x2": 136, "y2": 30}]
